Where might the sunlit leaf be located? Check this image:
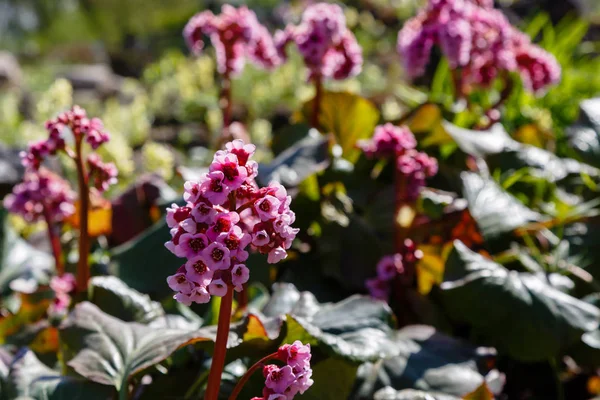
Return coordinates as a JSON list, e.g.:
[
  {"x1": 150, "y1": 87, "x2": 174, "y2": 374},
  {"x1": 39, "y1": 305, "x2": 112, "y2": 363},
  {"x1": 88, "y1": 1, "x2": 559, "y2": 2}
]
[
  {"x1": 67, "y1": 196, "x2": 113, "y2": 237},
  {"x1": 463, "y1": 383, "x2": 494, "y2": 400}
]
